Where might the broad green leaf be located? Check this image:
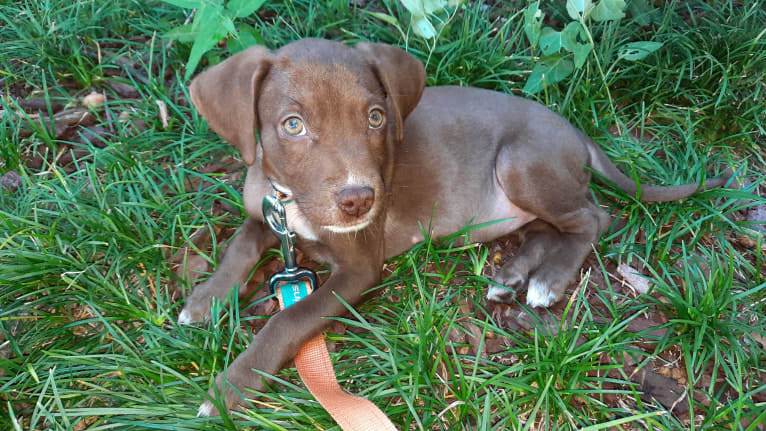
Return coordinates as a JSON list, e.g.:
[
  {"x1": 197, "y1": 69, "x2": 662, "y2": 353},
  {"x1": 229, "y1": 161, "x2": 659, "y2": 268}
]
[
  {"x1": 238, "y1": 23, "x2": 264, "y2": 45},
  {"x1": 184, "y1": 4, "x2": 227, "y2": 80},
  {"x1": 400, "y1": 0, "x2": 424, "y2": 15},
  {"x1": 400, "y1": 0, "x2": 447, "y2": 15},
  {"x1": 572, "y1": 41, "x2": 591, "y2": 68},
  {"x1": 618, "y1": 41, "x2": 663, "y2": 60},
  {"x1": 161, "y1": 0, "x2": 203, "y2": 8},
  {"x1": 544, "y1": 57, "x2": 574, "y2": 83},
  {"x1": 422, "y1": 0, "x2": 448, "y2": 14},
  {"x1": 227, "y1": 0, "x2": 266, "y2": 18},
  {"x1": 562, "y1": 21, "x2": 582, "y2": 50},
  {"x1": 627, "y1": 0, "x2": 659, "y2": 26},
  {"x1": 566, "y1": 0, "x2": 593, "y2": 19},
  {"x1": 523, "y1": 64, "x2": 546, "y2": 94},
  {"x1": 539, "y1": 27, "x2": 565, "y2": 56},
  {"x1": 162, "y1": 23, "x2": 197, "y2": 43},
  {"x1": 524, "y1": 2, "x2": 543, "y2": 47},
  {"x1": 562, "y1": 22, "x2": 590, "y2": 68},
  {"x1": 184, "y1": 31, "x2": 220, "y2": 81},
  {"x1": 220, "y1": 14, "x2": 236, "y2": 35},
  {"x1": 590, "y1": 0, "x2": 626, "y2": 21},
  {"x1": 412, "y1": 15, "x2": 437, "y2": 39},
  {"x1": 523, "y1": 57, "x2": 574, "y2": 94},
  {"x1": 227, "y1": 24, "x2": 262, "y2": 54}
]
